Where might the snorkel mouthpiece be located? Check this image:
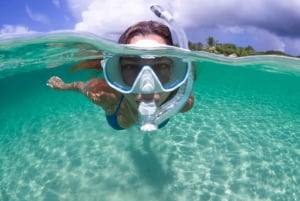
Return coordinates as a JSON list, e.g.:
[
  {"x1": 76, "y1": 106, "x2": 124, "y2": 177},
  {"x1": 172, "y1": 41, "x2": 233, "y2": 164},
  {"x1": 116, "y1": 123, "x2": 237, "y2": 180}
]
[{"x1": 138, "y1": 101, "x2": 158, "y2": 132}]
